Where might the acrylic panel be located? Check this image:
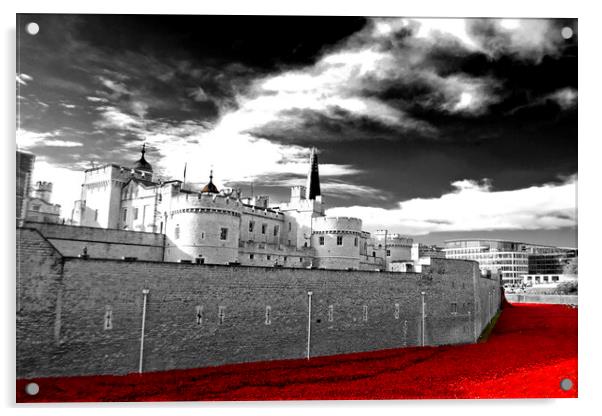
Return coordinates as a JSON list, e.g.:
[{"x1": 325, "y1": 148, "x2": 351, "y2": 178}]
[{"x1": 16, "y1": 14, "x2": 578, "y2": 402}]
